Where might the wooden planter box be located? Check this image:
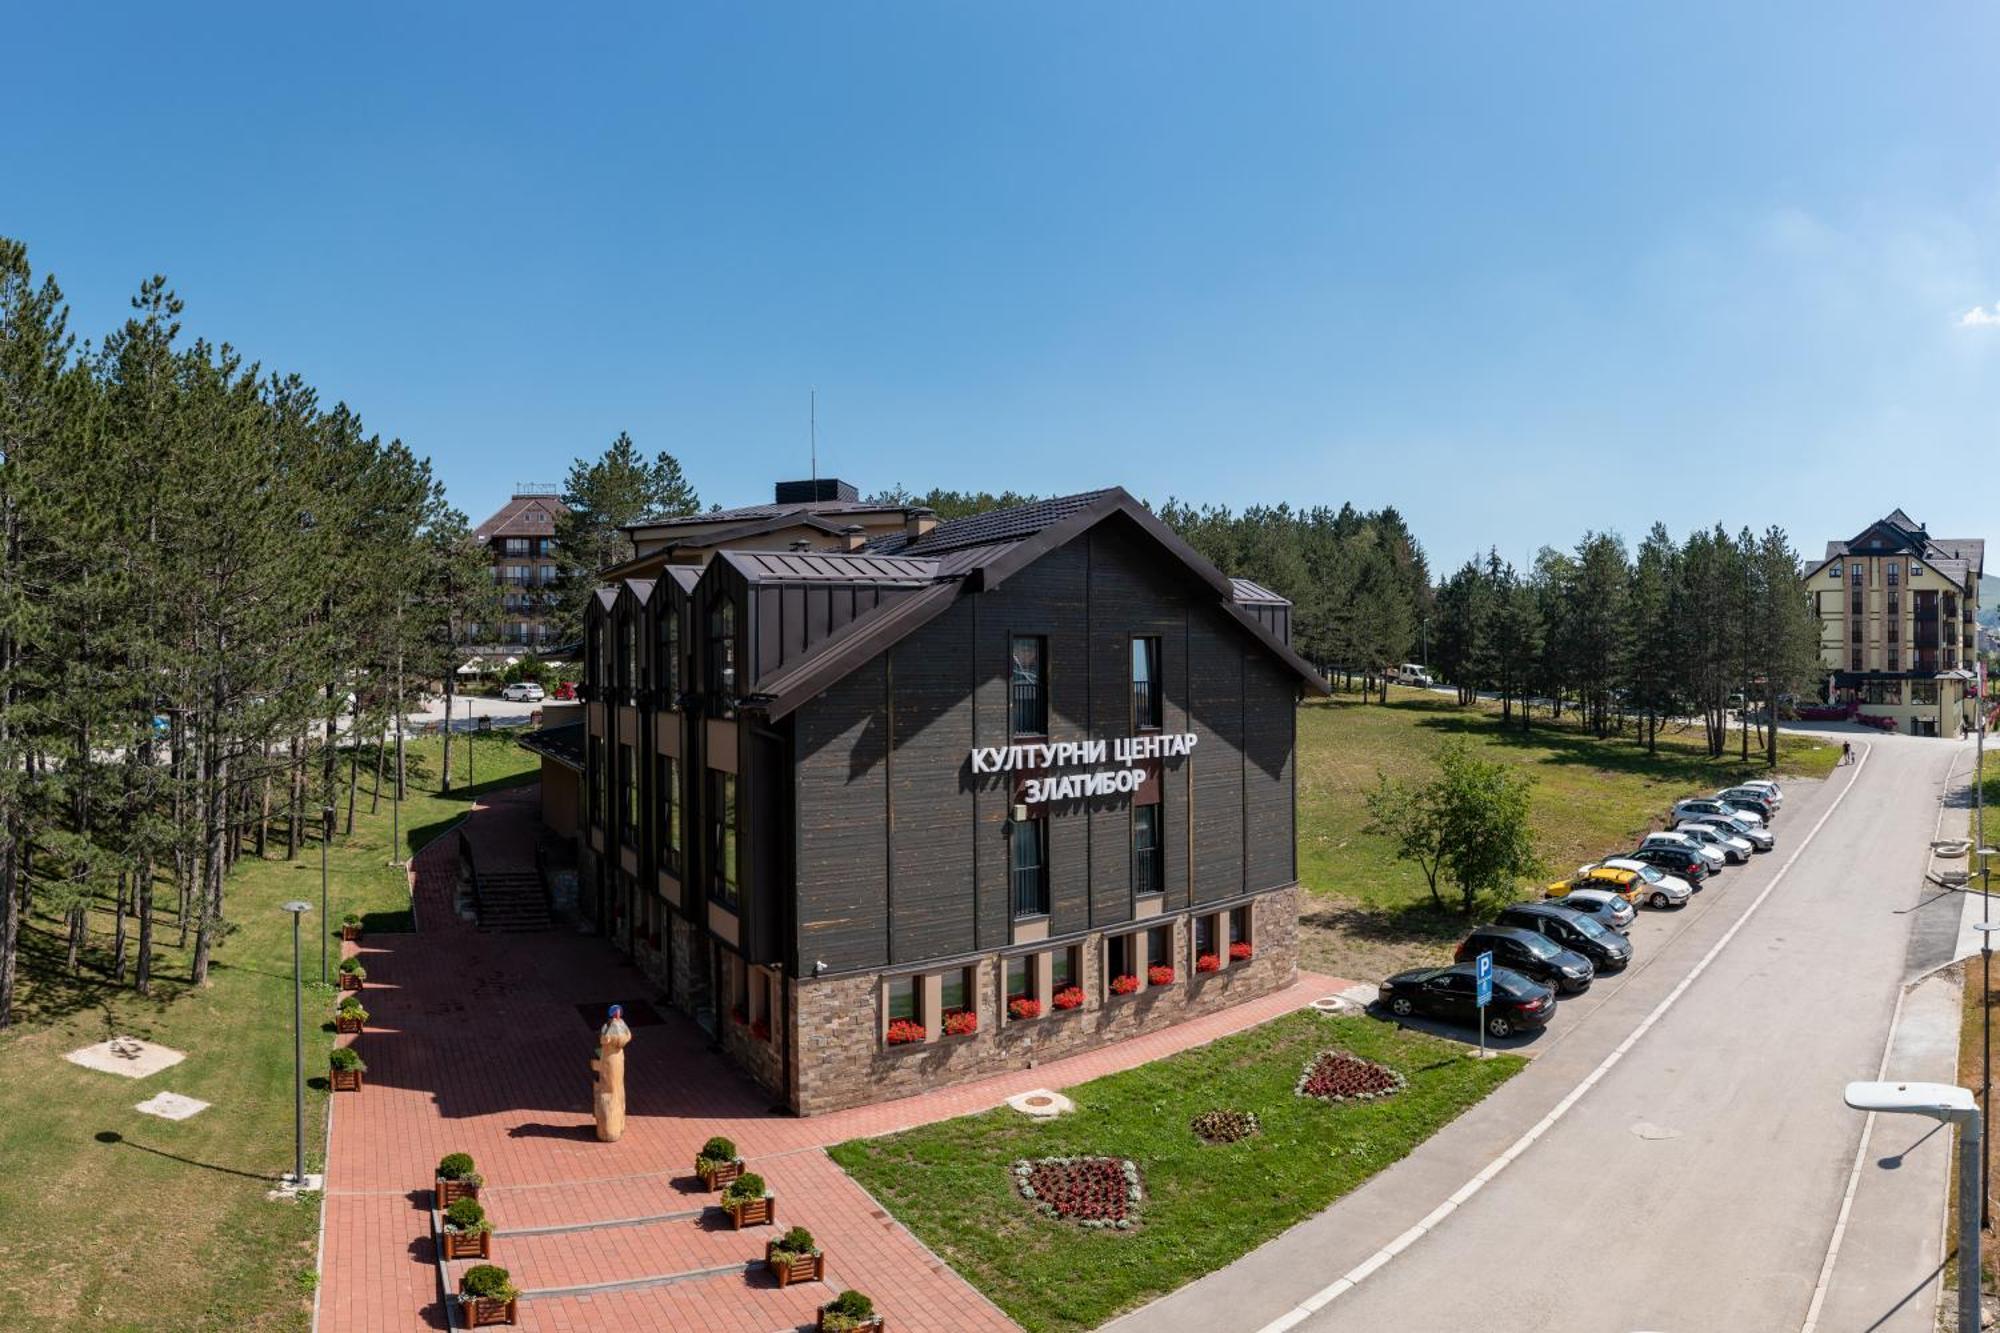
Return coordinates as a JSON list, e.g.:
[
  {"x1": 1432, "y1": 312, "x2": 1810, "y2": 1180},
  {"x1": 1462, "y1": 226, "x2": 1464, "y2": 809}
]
[
  {"x1": 338, "y1": 973, "x2": 364, "y2": 992},
  {"x1": 441, "y1": 1228, "x2": 491, "y2": 1261},
  {"x1": 460, "y1": 1294, "x2": 517, "y2": 1327},
  {"x1": 697, "y1": 1158, "x2": 744, "y2": 1191},
  {"x1": 817, "y1": 1310, "x2": 883, "y2": 1332},
  {"x1": 725, "y1": 1194, "x2": 775, "y2": 1229},
  {"x1": 765, "y1": 1243, "x2": 825, "y2": 1287},
  {"x1": 329, "y1": 1067, "x2": 364, "y2": 1092},
  {"x1": 436, "y1": 1177, "x2": 481, "y2": 1207},
  {"x1": 335, "y1": 1012, "x2": 364, "y2": 1034},
  {"x1": 341, "y1": 924, "x2": 361, "y2": 941}
]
